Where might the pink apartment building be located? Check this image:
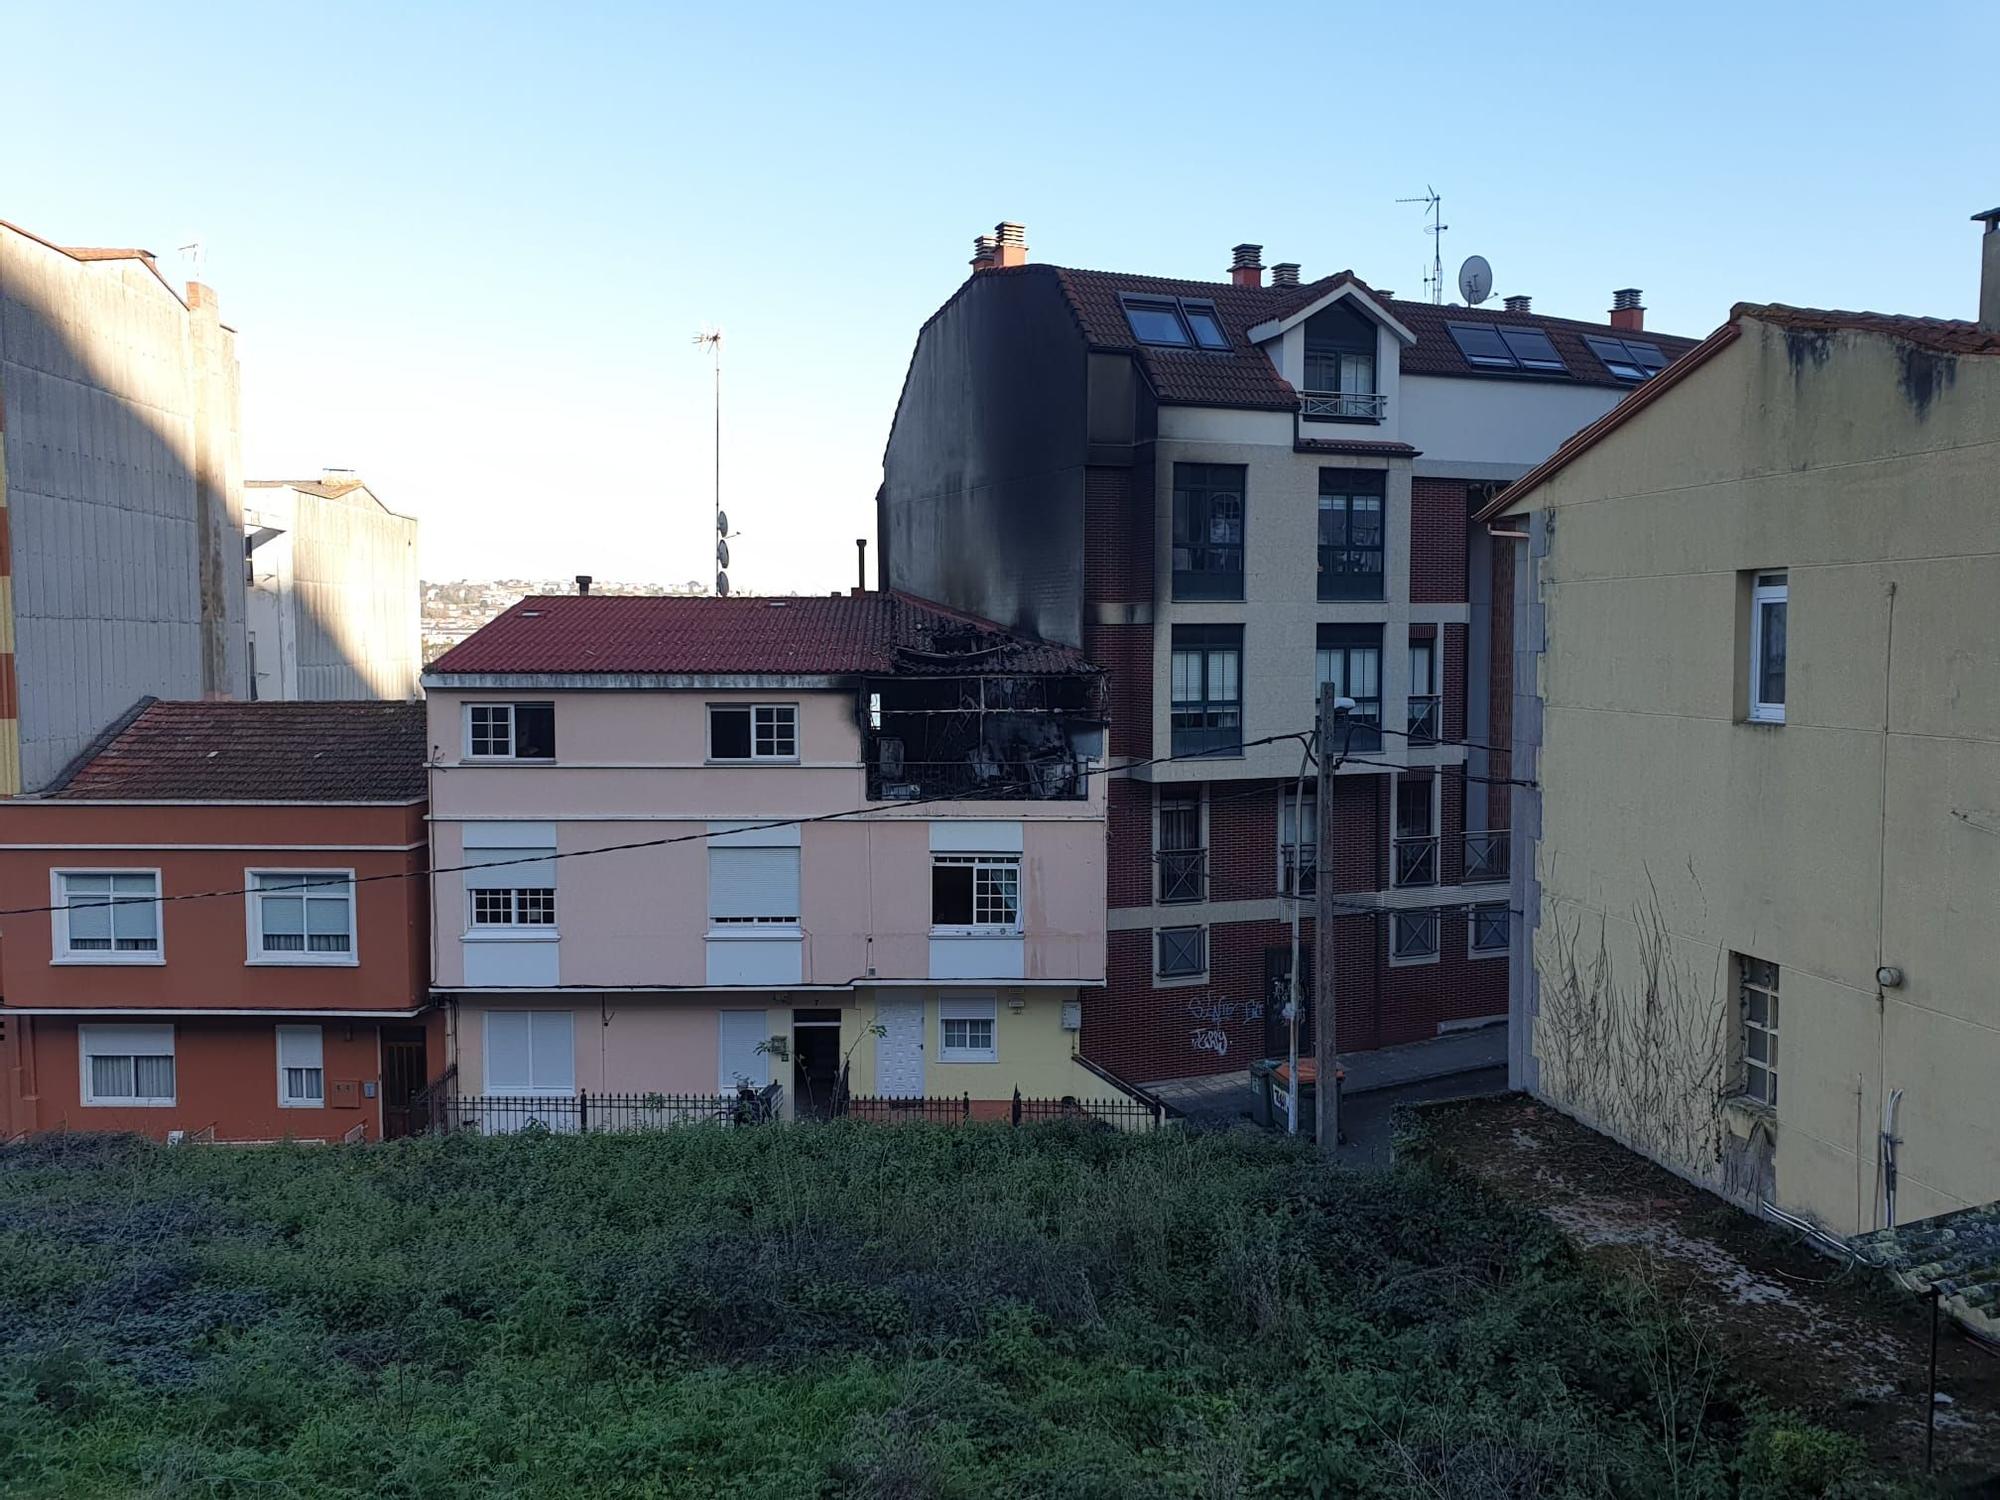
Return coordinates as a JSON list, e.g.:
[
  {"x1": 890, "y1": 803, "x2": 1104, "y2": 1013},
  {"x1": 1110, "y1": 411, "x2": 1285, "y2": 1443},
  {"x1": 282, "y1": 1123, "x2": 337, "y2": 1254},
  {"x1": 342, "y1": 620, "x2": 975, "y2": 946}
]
[{"x1": 421, "y1": 590, "x2": 1139, "y2": 1120}]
